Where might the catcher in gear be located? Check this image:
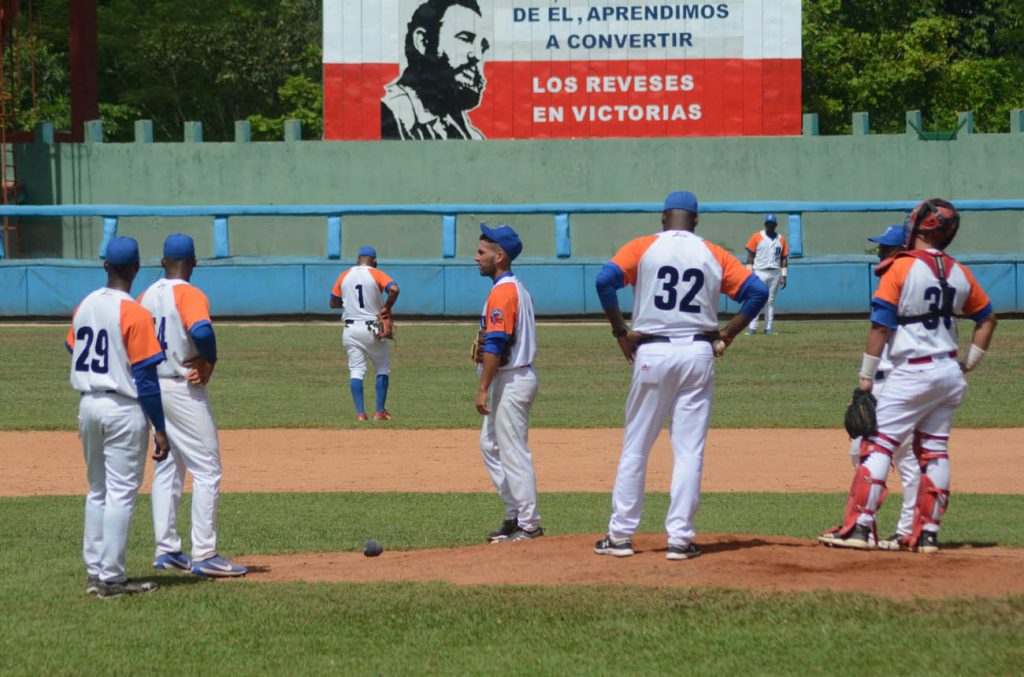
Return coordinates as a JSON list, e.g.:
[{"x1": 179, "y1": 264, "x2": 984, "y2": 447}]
[
  {"x1": 330, "y1": 246, "x2": 400, "y2": 421},
  {"x1": 820, "y1": 199, "x2": 997, "y2": 553}
]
